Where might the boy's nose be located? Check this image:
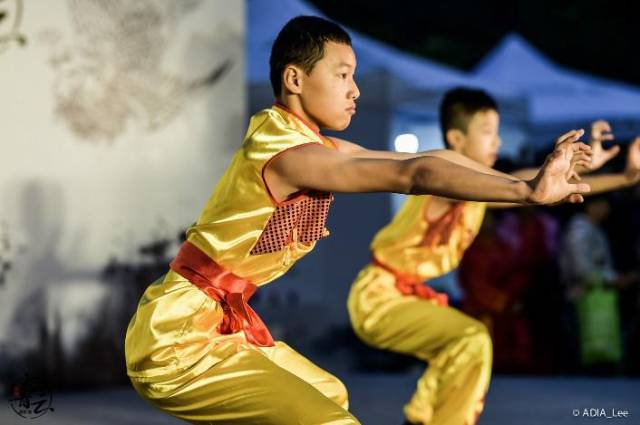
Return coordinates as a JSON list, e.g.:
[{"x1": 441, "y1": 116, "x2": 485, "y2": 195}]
[{"x1": 351, "y1": 81, "x2": 360, "y2": 100}]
